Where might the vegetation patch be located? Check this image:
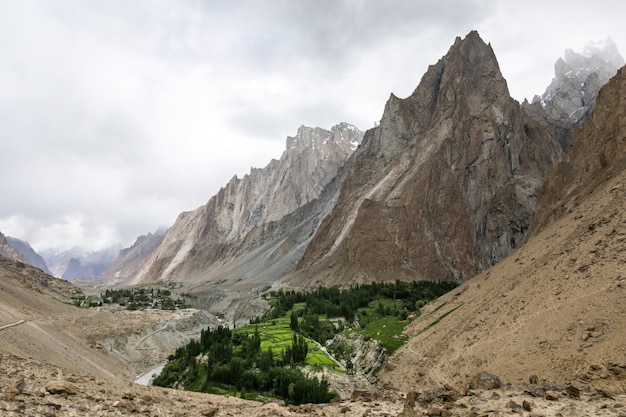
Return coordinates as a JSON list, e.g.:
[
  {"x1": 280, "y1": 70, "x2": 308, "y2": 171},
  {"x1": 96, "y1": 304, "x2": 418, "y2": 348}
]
[
  {"x1": 154, "y1": 280, "x2": 458, "y2": 404},
  {"x1": 73, "y1": 284, "x2": 191, "y2": 311}
]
